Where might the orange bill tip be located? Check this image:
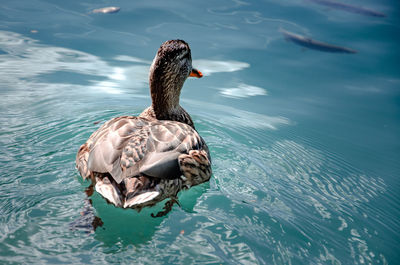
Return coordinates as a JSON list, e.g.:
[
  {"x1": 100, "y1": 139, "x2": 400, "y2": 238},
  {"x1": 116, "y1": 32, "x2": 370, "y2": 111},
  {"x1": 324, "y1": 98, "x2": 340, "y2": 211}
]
[{"x1": 189, "y1": 68, "x2": 203, "y2": 78}]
